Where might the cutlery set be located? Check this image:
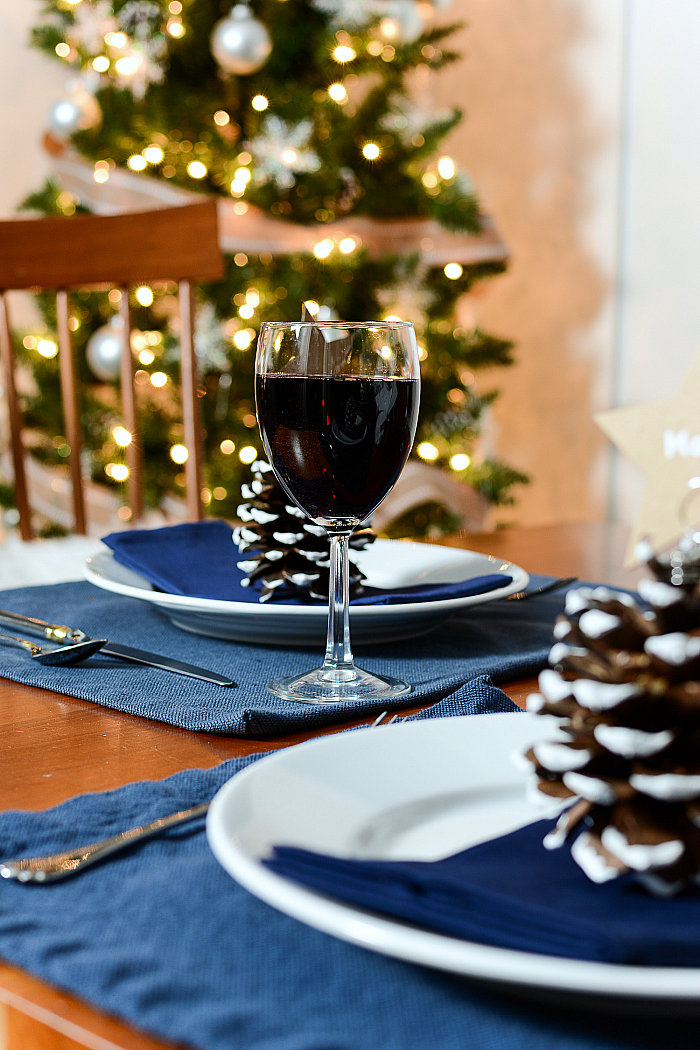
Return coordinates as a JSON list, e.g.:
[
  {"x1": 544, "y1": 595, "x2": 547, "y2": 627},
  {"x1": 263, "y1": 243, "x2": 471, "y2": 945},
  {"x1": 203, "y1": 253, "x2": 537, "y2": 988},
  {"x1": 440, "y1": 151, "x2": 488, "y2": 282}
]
[
  {"x1": 0, "y1": 608, "x2": 235, "y2": 686},
  {"x1": 0, "y1": 631, "x2": 107, "y2": 666}
]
